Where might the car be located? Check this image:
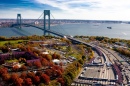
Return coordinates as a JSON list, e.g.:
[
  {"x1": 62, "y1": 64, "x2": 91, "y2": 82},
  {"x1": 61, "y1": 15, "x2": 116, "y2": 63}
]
[{"x1": 84, "y1": 67, "x2": 87, "y2": 70}]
